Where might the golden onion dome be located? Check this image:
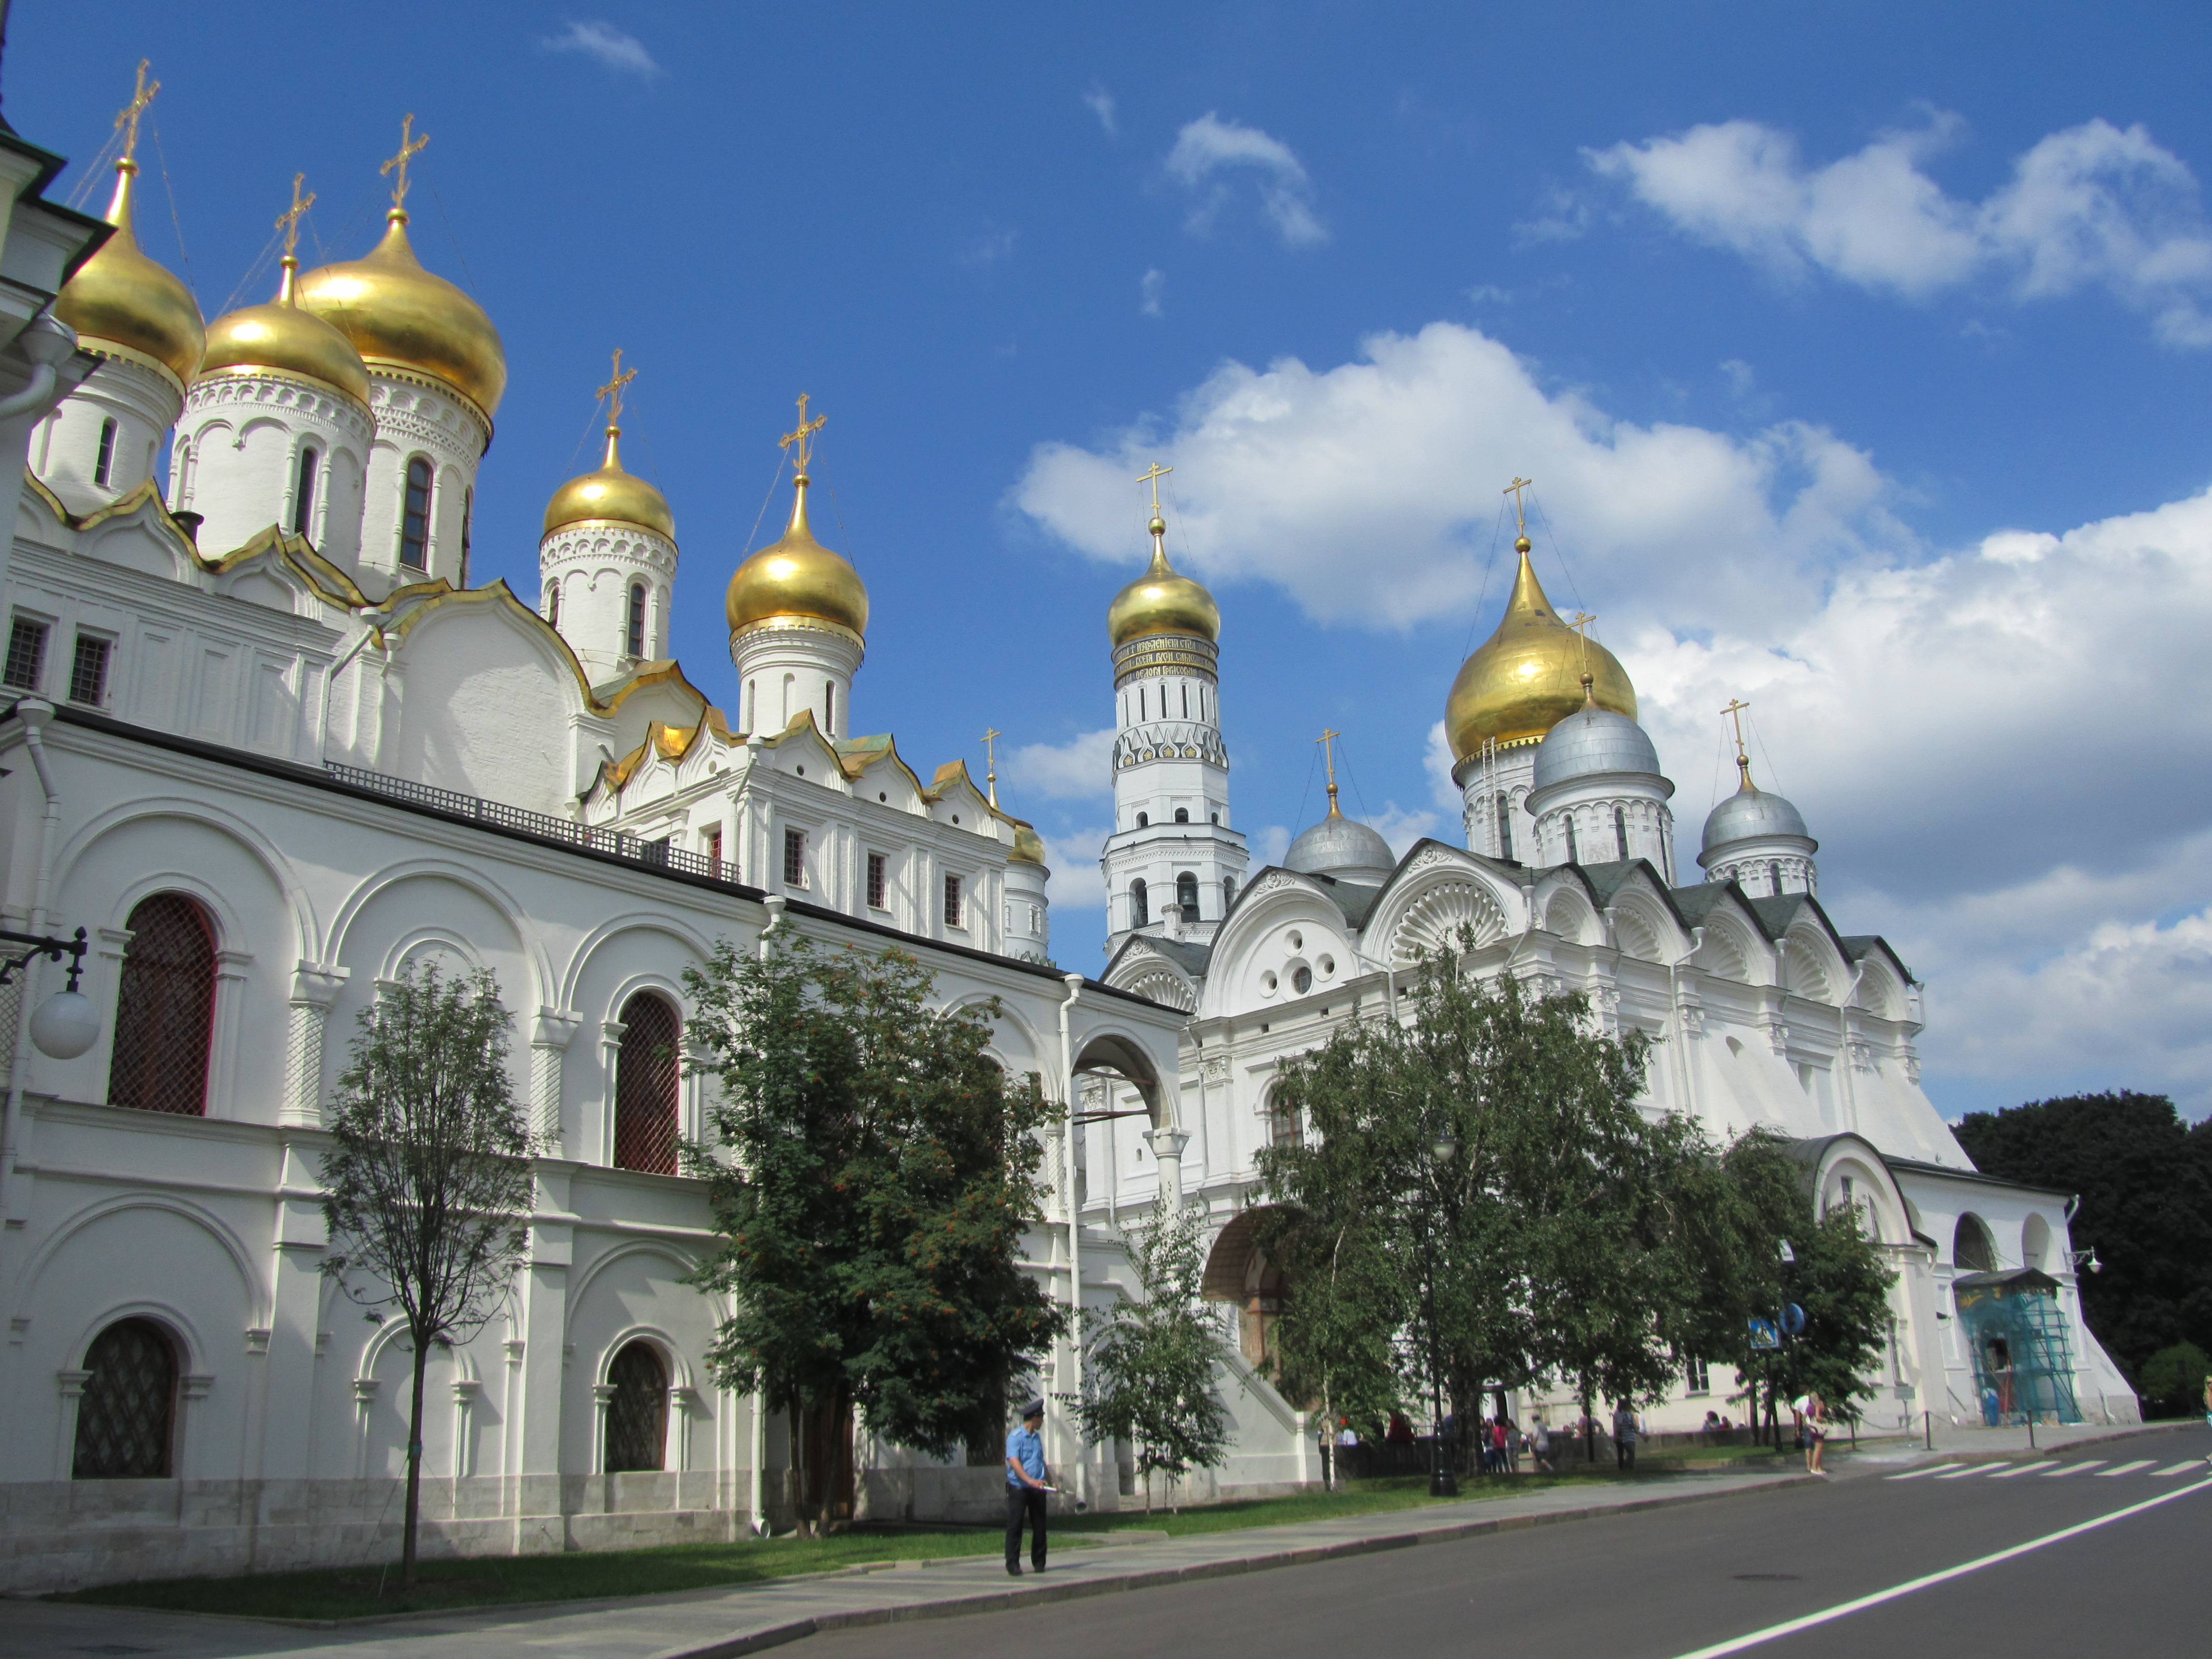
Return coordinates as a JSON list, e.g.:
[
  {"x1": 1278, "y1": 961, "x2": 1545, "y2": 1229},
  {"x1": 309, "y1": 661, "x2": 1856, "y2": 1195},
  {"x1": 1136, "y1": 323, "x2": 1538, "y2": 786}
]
[
  {"x1": 1444, "y1": 538, "x2": 1636, "y2": 760},
  {"x1": 543, "y1": 426, "x2": 674, "y2": 539},
  {"x1": 1107, "y1": 517, "x2": 1220, "y2": 648},
  {"x1": 296, "y1": 211, "x2": 506, "y2": 418},
  {"x1": 1010, "y1": 822, "x2": 1047, "y2": 865},
  {"x1": 725, "y1": 473, "x2": 868, "y2": 639},
  {"x1": 199, "y1": 257, "x2": 371, "y2": 406},
  {"x1": 53, "y1": 162, "x2": 205, "y2": 391}
]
